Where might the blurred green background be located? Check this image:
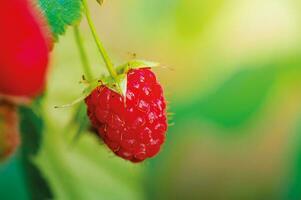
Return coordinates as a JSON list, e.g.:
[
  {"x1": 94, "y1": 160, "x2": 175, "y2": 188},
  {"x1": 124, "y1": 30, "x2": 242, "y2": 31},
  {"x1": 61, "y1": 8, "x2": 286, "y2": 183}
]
[{"x1": 1, "y1": 0, "x2": 301, "y2": 199}]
